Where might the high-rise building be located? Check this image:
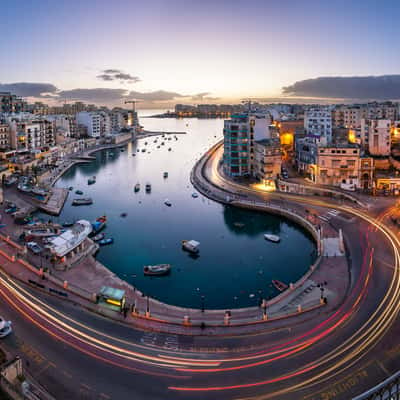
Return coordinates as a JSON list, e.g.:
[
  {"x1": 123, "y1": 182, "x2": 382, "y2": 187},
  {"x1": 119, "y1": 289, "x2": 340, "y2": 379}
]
[
  {"x1": 223, "y1": 113, "x2": 272, "y2": 177},
  {"x1": 360, "y1": 119, "x2": 391, "y2": 156},
  {"x1": 76, "y1": 111, "x2": 110, "y2": 137},
  {"x1": 0, "y1": 92, "x2": 26, "y2": 113}
]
